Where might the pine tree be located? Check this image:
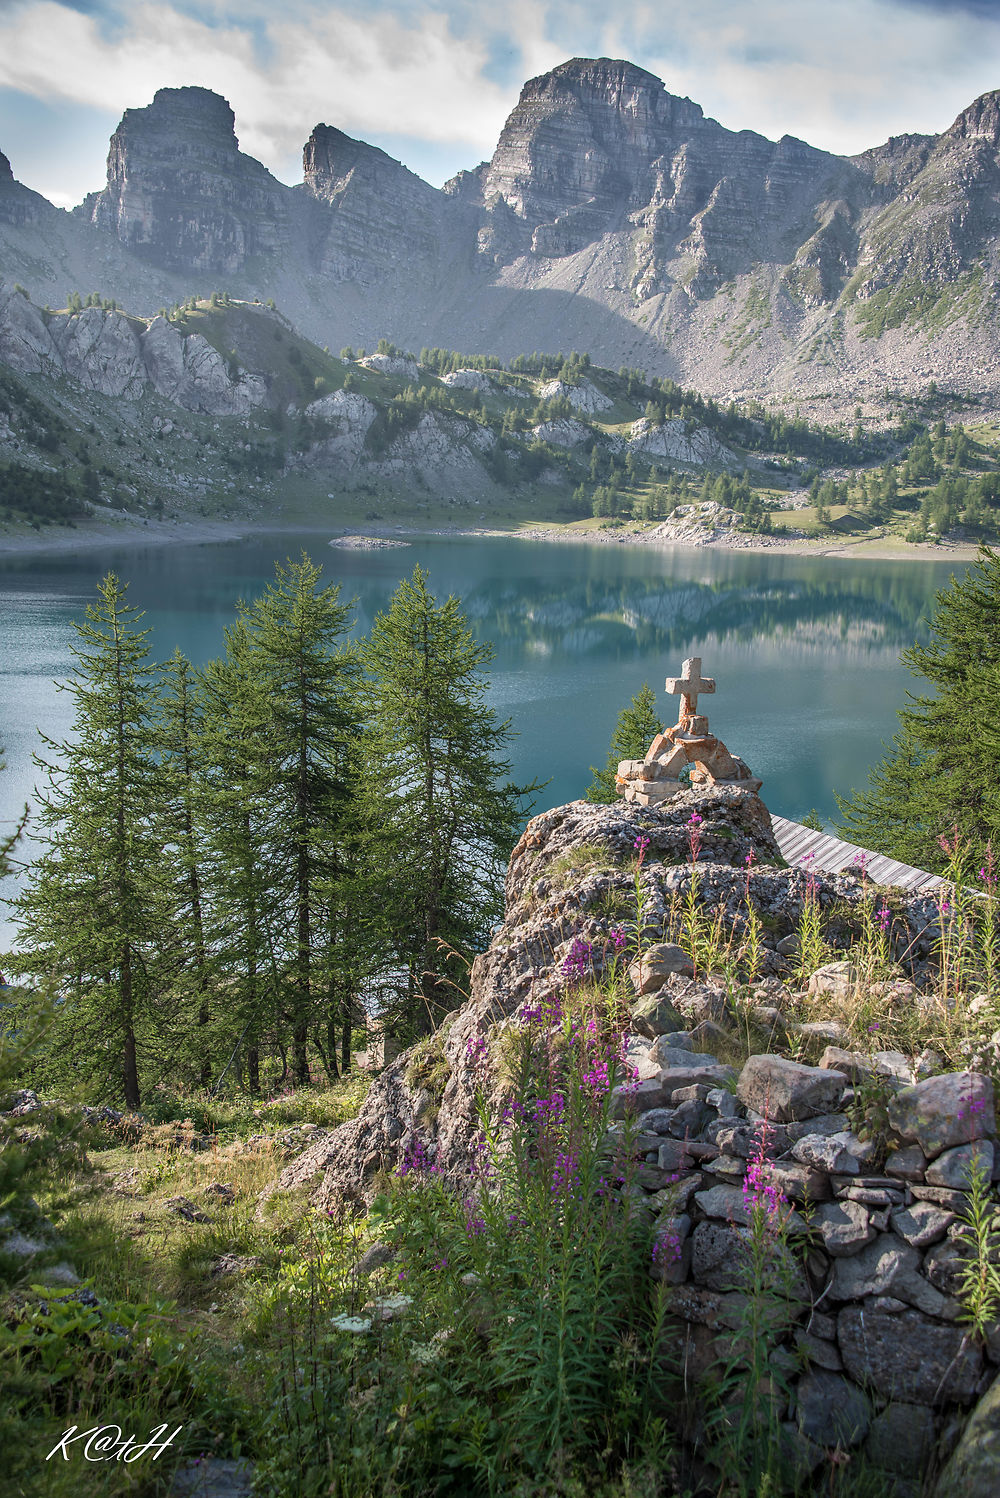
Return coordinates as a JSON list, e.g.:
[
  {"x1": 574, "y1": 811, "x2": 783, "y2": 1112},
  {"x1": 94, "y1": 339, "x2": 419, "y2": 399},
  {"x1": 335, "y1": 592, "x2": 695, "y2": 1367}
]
[
  {"x1": 361, "y1": 567, "x2": 534, "y2": 1038},
  {"x1": 586, "y1": 684, "x2": 665, "y2": 803},
  {"x1": 13, "y1": 575, "x2": 166, "y2": 1107},
  {"x1": 837, "y1": 545, "x2": 1000, "y2": 869}
]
